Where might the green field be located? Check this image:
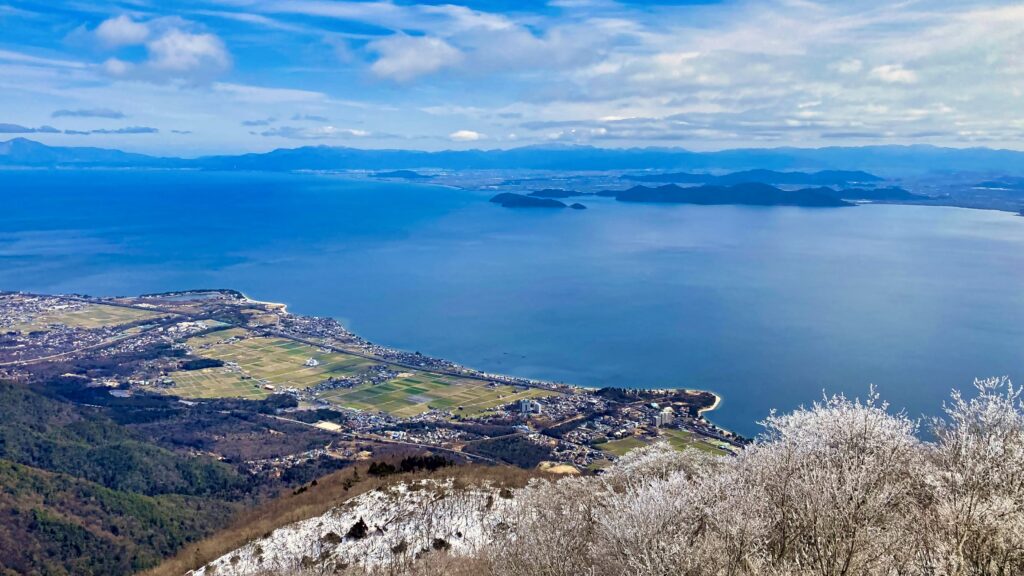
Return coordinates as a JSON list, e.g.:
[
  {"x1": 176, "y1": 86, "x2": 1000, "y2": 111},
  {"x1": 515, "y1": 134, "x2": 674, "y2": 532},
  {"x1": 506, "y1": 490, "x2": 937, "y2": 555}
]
[
  {"x1": 168, "y1": 331, "x2": 377, "y2": 399},
  {"x1": 320, "y1": 374, "x2": 556, "y2": 418},
  {"x1": 13, "y1": 304, "x2": 162, "y2": 332},
  {"x1": 599, "y1": 429, "x2": 730, "y2": 458},
  {"x1": 167, "y1": 329, "x2": 557, "y2": 416},
  {"x1": 661, "y1": 429, "x2": 730, "y2": 456},
  {"x1": 600, "y1": 436, "x2": 649, "y2": 456}
]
